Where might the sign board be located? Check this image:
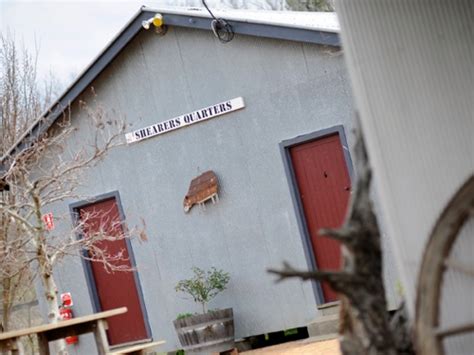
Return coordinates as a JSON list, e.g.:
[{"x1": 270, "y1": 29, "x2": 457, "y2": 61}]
[
  {"x1": 42, "y1": 213, "x2": 54, "y2": 231},
  {"x1": 125, "y1": 97, "x2": 245, "y2": 144}
]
